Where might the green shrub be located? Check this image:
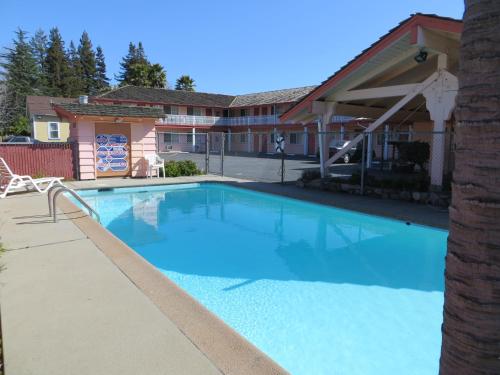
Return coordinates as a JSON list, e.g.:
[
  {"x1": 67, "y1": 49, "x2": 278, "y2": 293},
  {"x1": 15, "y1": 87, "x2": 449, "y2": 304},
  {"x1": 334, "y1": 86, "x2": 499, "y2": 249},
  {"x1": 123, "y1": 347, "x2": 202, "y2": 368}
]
[
  {"x1": 163, "y1": 160, "x2": 201, "y2": 177},
  {"x1": 395, "y1": 141, "x2": 430, "y2": 171},
  {"x1": 178, "y1": 160, "x2": 201, "y2": 176},
  {"x1": 301, "y1": 169, "x2": 321, "y2": 181}
]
